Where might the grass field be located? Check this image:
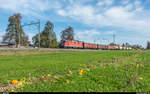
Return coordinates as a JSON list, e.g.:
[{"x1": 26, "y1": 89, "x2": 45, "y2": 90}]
[{"x1": 0, "y1": 50, "x2": 150, "y2": 92}]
